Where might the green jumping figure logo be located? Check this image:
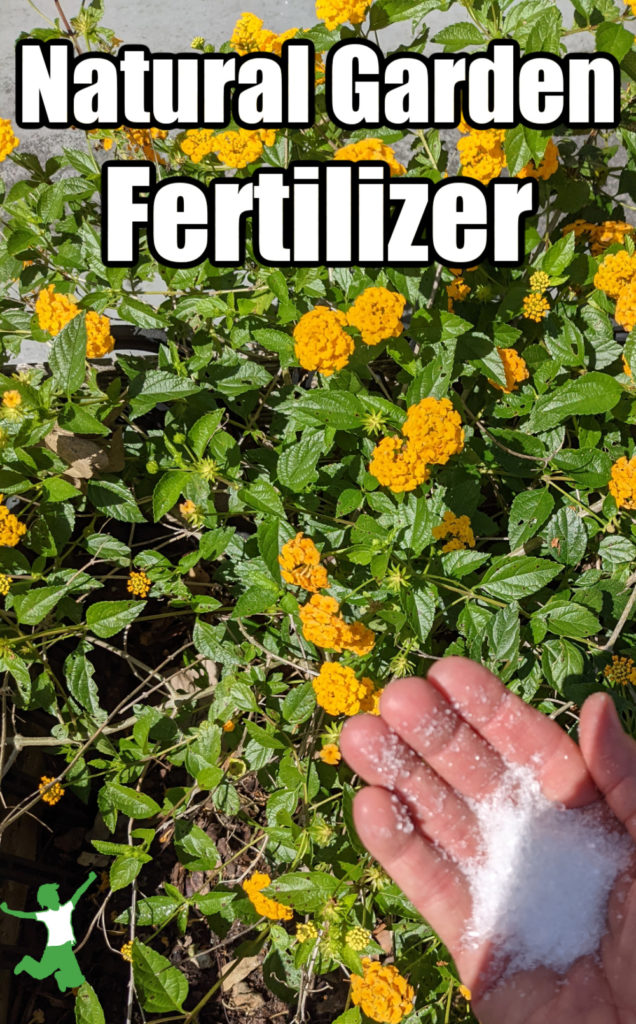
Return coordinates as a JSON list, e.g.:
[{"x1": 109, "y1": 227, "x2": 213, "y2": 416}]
[{"x1": 1, "y1": 871, "x2": 96, "y2": 992}]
